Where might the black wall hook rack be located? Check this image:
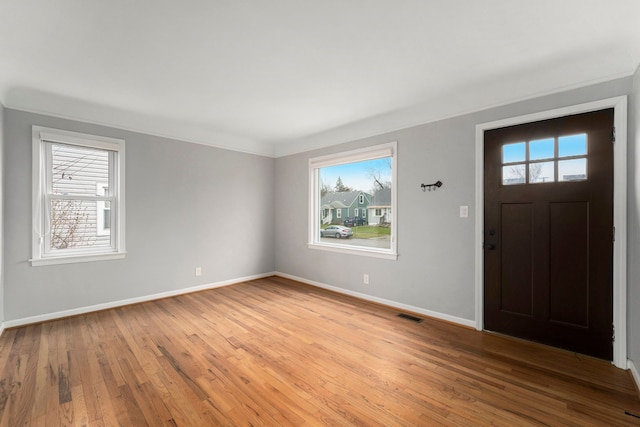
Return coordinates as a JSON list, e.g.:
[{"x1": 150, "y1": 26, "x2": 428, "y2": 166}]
[{"x1": 421, "y1": 180, "x2": 443, "y2": 192}]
